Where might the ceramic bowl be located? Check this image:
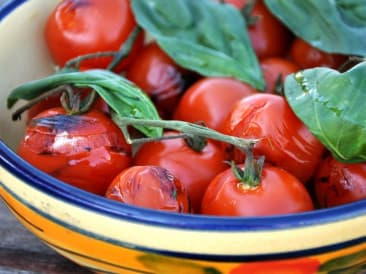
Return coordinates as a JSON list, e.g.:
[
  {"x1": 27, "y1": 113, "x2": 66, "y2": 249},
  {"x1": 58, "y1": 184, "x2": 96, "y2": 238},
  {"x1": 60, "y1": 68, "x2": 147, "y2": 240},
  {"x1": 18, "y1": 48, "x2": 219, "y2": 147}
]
[{"x1": 1, "y1": 1, "x2": 366, "y2": 273}]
